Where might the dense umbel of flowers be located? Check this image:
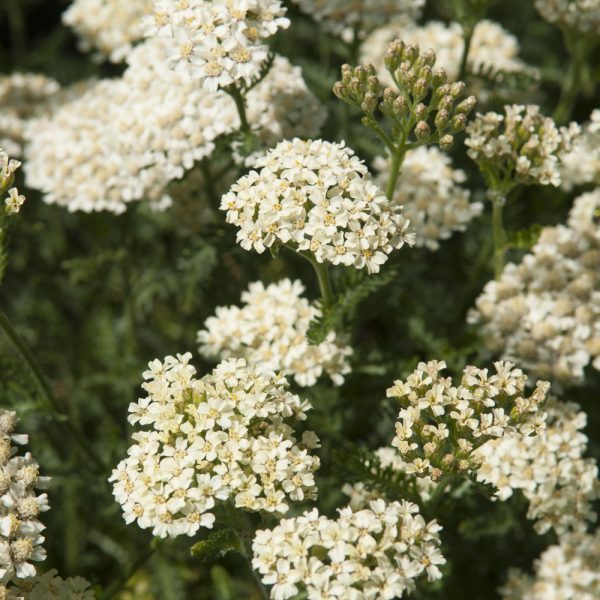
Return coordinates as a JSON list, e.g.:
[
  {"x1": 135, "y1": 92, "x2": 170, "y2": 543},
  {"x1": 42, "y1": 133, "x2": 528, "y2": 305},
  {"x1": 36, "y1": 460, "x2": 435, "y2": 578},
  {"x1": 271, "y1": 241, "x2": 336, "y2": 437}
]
[
  {"x1": 0, "y1": 74, "x2": 60, "y2": 158},
  {"x1": 290, "y1": 0, "x2": 424, "y2": 41},
  {"x1": 198, "y1": 279, "x2": 352, "y2": 387},
  {"x1": 63, "y1": 0, "x2": 152, "y2": 62},
  {"x1": 110, "y1": 355, "x2": 320, "y2": 538},
  {"x1": 0, "y1": 150, "x2": 25, "y2": 217},
  {"x1": 388, "y1": 361, "x2": 549, "y2": 481},
  {"x1": 342, "y1": 447, "x2": 434, "y2": 509},
  {"x1": 220, "y1": 138, "x2": 415, "y2": 274},
  {"x1": 8, "y1": 570, "x2": 95, "y2": 600},
  {"x1": 465, "y1": 104, "x2": 577, "y2": 189},
  {"x1": 360, "y1": 20, "x2": 533, "y2": 87},
  {"x1": 469, "y1": 189, "x2": 600, "y2": 382},
  {"x1": 476, "y1": 400, "x2": 599, "y2": 536},
  {"x1": 0, "y1": 410, "x2": 50, "y2": 587},
  {"x1": 252, "y1": 499, "x2": 444, "y2": 600},
  {"x1": 373, "y1": 147, "x2": 482, "y2": 250},
  {"x1": 560, "y1": 109, "x2": 600, "y2": 190},
  {"x1": 500, "y1": 530, "x2": 600, "y2": 600},
  {"x1": 144, "y1": 0, "x2": 289, "y2": 90},
  {"x1": 534, "y1": 0, "x2": 600, "y2": 32},
  {"x1": 24, "y1": 43, "x2": 322, "y2": 213}
]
